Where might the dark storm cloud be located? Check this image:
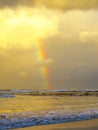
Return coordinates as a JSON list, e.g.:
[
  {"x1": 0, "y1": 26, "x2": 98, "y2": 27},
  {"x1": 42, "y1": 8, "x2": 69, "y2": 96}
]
[
  {"x1": 0, "y1": 0, "x2": 98, "y2": 10},
  {"x1": 0, "y1": 0, "x2": 34, "y2": 8}
]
